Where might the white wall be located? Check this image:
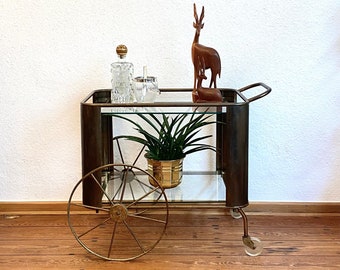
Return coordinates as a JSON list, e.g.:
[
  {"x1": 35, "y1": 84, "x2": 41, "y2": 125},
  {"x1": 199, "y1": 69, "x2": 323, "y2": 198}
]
[{"x1": 0, "y1": 0, "x2": 339, "y2": 202}]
